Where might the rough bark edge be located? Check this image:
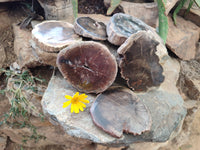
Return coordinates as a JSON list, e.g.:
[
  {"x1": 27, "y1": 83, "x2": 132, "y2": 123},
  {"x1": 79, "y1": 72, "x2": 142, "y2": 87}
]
[{"x1": 32, "y1": 20, "x2": 82, "y2": 53}]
